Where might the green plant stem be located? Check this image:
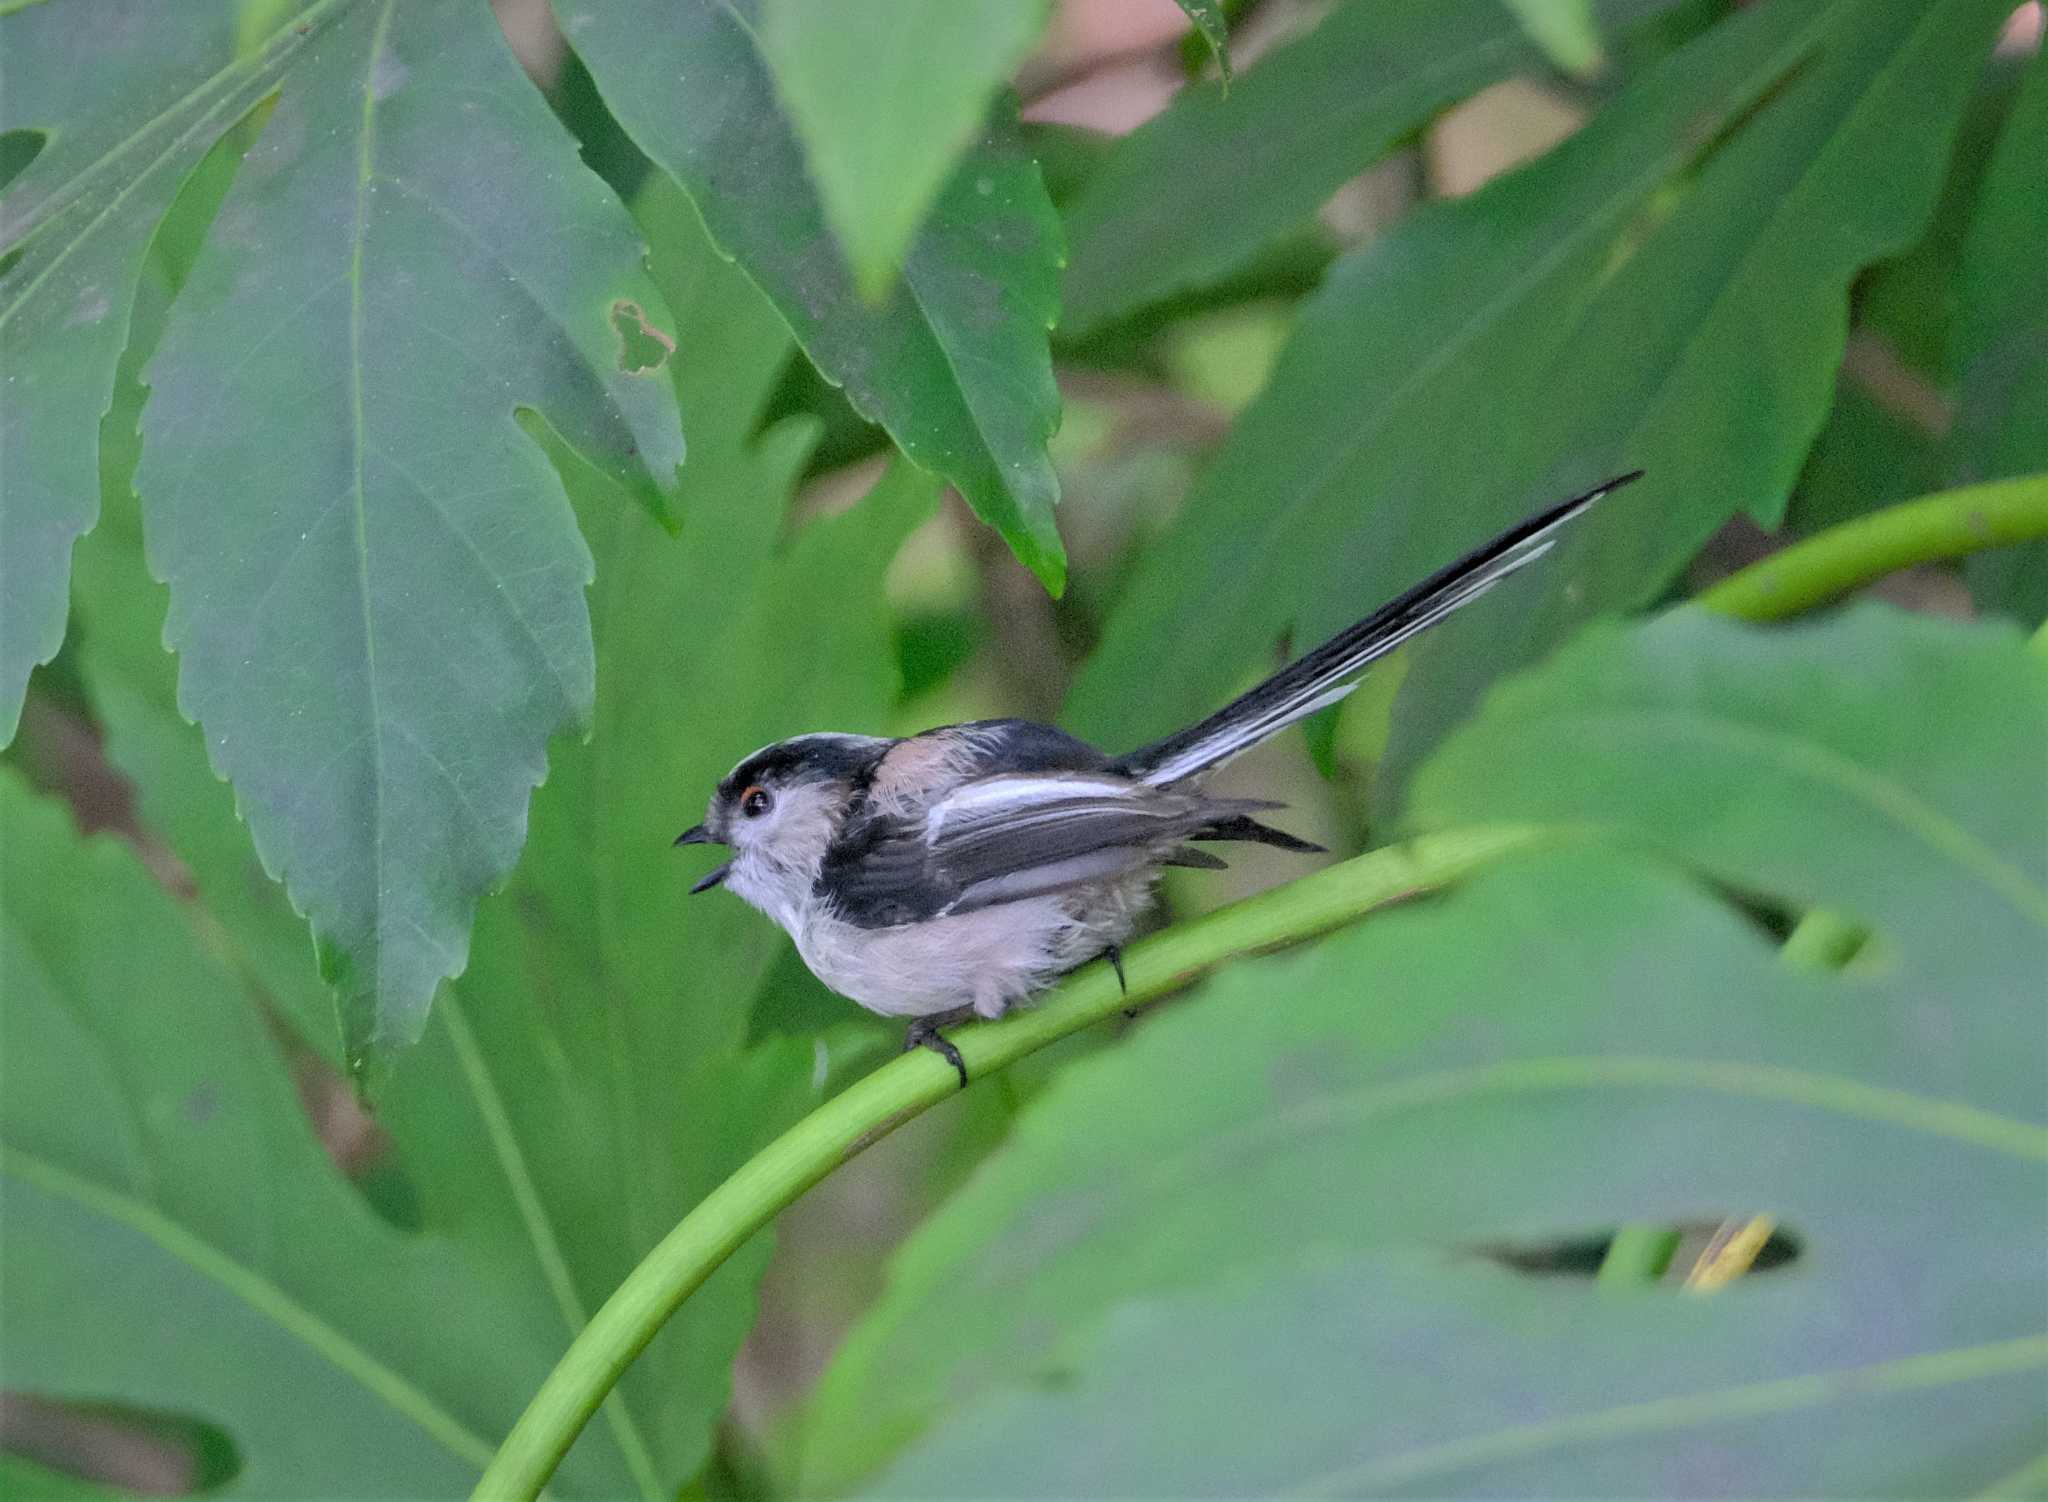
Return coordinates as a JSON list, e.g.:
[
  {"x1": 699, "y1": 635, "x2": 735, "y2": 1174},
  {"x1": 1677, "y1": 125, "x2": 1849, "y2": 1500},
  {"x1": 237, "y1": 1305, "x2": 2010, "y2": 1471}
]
[
  {"x1": 479, "y1": 473, "x2": 2048, "y2": 1499},
  {"x1": 1780, "y1": 908, "x2": 1869, "y2": 971},
  {"x1": 1596, "y1": 1224, "x2": 1682, "y2": 1285},
  {"x1": 470, "y1": 825, "x2": 1539, "y2": 1500},
  {"x1": 1696, "y1": 471, "x2": 2048, "y2": 620}
]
